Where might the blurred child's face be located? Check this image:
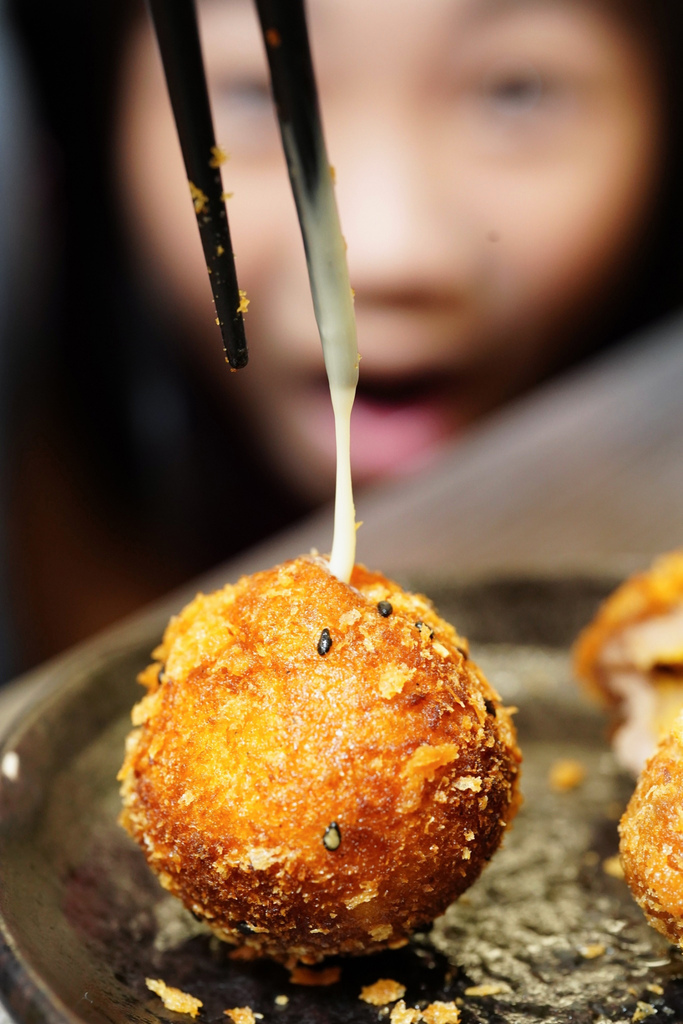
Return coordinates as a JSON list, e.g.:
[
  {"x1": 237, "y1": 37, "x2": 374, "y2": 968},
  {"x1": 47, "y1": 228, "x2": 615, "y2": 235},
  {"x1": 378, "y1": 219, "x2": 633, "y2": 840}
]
[{"x1": 118, "y1": 0, "x2": 662, "y2": 499}]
